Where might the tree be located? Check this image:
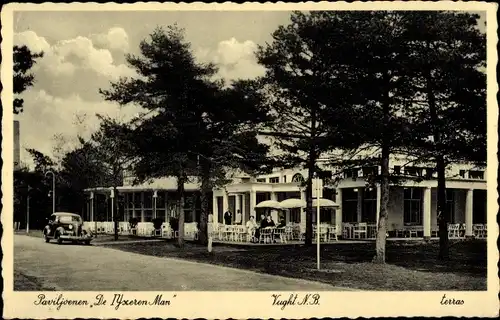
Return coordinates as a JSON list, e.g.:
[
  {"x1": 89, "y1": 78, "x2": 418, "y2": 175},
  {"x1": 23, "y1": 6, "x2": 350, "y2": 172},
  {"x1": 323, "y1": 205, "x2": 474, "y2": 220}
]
[
  {"x1": 398, "y1": 11, "x2": 486, "y2": 260},
  {"x1": 88, "y1": 115, "x2": 135, "y2": 240},
  {"x1": 100, "y1": 25, "x2": 217, "y2": 248},
  {"x1": 14, "y1": 45, "x2": 43, "y2": 114},
  {"x1": 102, "y1": 26, "x2": 273, "y2": 247},
  {"x1": 255, "y1": 11, "x2": 397, "y2": 247},
  {"x1": 190, "y1": 79, "x2": 273, "y2": 245}
]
